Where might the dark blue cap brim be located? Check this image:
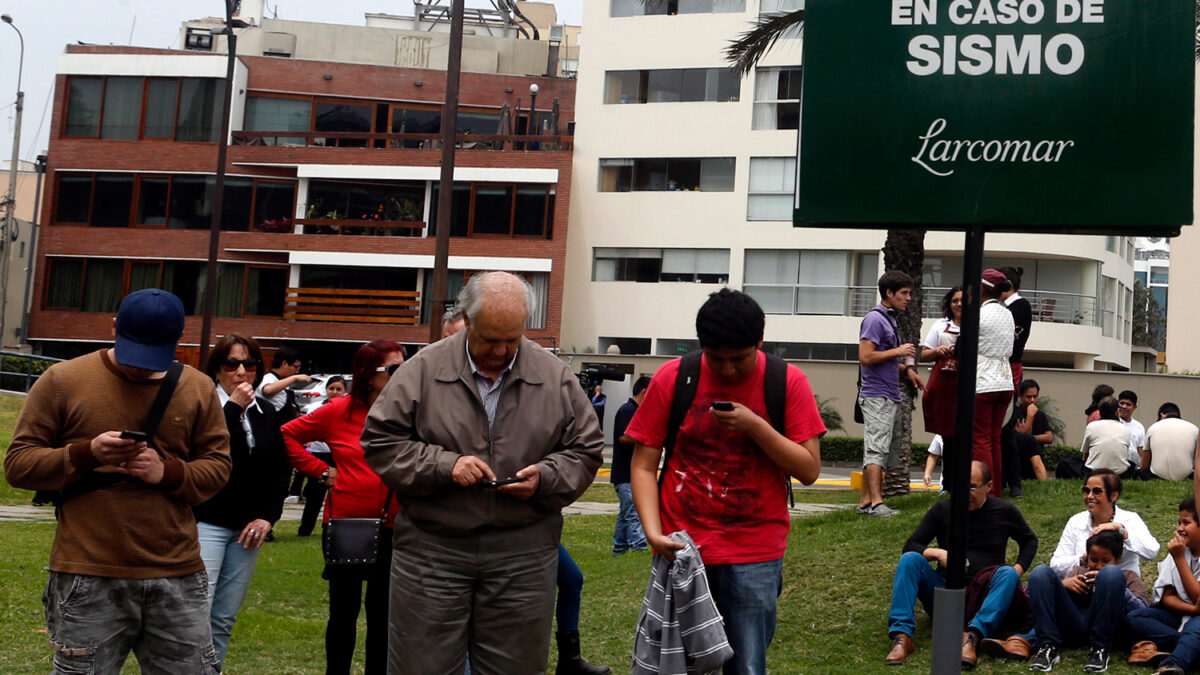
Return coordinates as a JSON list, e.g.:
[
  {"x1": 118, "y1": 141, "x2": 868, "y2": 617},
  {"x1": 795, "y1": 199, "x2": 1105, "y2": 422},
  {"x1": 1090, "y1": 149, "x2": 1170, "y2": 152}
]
[{"x1": 113, "y1": 337, "x2": 177, "y2": 372}]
